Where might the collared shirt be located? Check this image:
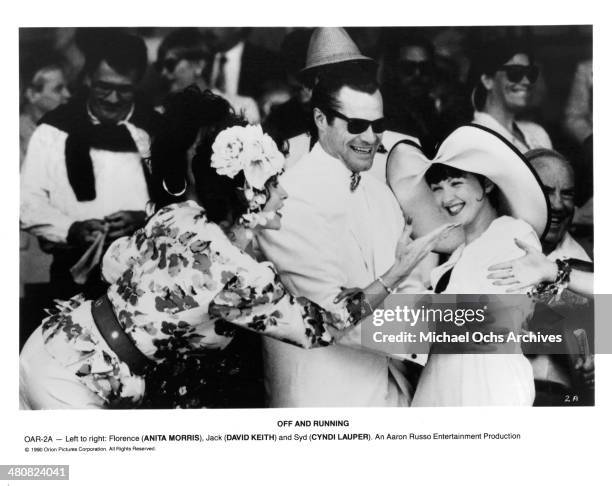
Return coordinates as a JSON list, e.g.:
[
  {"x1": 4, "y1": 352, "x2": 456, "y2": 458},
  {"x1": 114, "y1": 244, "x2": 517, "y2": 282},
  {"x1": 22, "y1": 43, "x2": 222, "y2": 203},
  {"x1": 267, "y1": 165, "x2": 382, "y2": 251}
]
[
  {"x1": 547, "y1": 231, "x2": 591, "y2": 262},
  {"x1": 283, "y1": 130, "x2": 420, "y2": 180},
  {"x1": 256, "y1": 143, "x2": 425, "y2": 407},
  {"x1": 263, "y1": 142, "x2": 418, "y2": 295},
  {"x1": 20, "y1": 105, "x2": 151, "y2": 243},
  {"x1": 473, "y1": 111, "x2": 553, "y2": 154},
  {"x1": 211, "y1": 41, "x2": 244, "y2": 96}
]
